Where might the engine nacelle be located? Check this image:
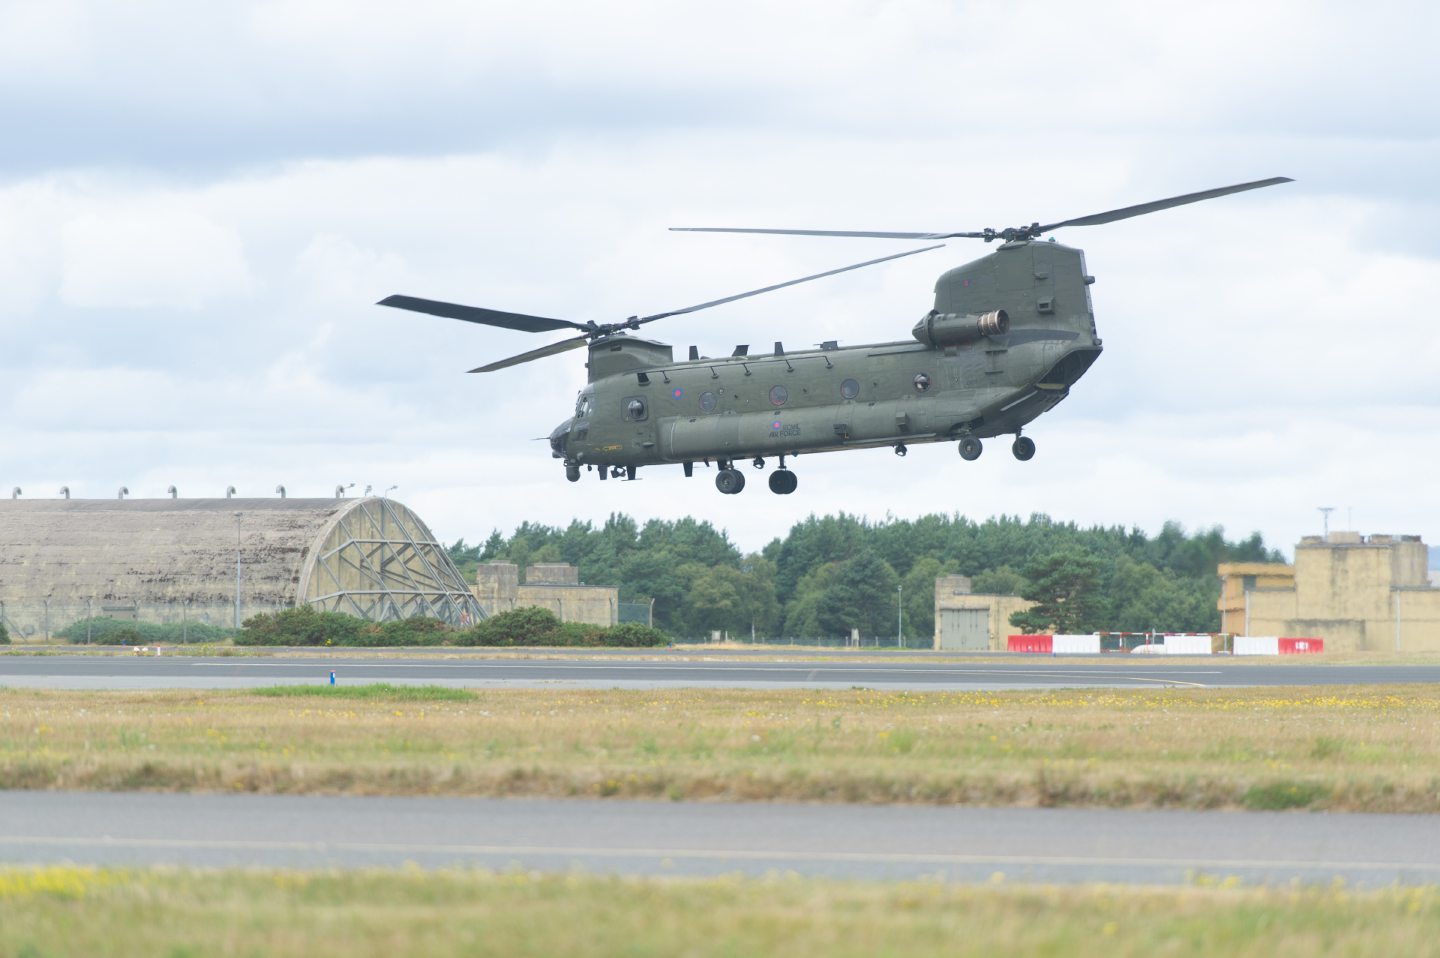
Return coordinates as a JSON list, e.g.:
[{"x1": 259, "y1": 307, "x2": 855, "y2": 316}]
[{"x1": 911, "y1": 309, "x2": 1009, "y2": 347}]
